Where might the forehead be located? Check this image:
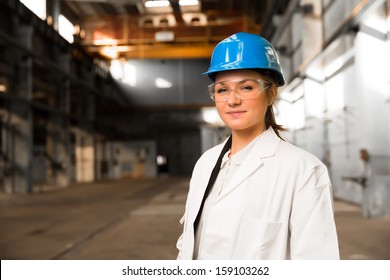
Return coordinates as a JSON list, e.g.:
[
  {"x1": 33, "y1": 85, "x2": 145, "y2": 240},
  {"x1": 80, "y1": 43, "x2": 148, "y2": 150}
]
[{"x1": 215, "y1": 69, "x2": 264, "y2": 82}]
